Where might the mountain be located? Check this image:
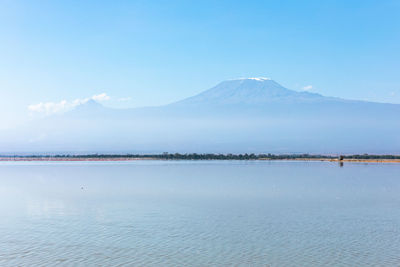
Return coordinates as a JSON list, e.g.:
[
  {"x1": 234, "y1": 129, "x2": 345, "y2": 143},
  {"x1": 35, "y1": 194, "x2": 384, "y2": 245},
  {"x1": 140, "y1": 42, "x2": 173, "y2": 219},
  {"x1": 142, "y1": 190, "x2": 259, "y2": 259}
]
[
  {"x1": 1, "y1": 78, "x2": 400, "y2": 154},
  {"x1": 173, "y1": 78, "x2": 325, "y2": 106}
]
